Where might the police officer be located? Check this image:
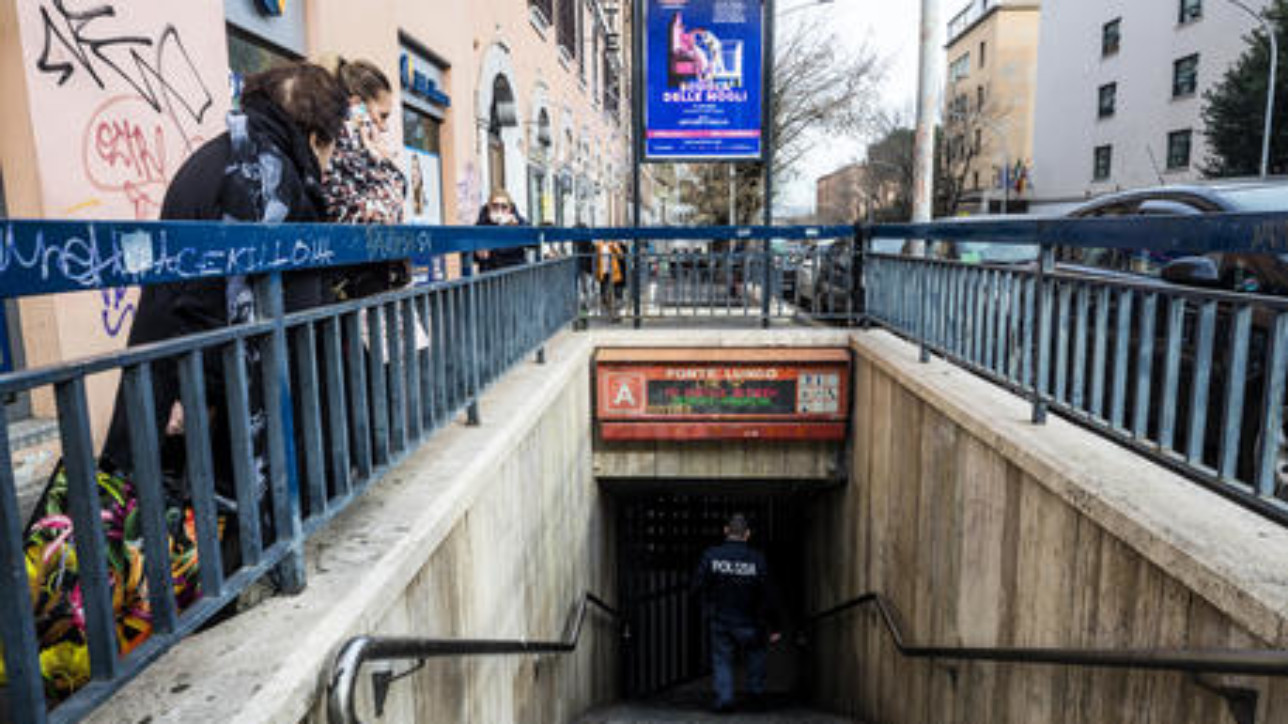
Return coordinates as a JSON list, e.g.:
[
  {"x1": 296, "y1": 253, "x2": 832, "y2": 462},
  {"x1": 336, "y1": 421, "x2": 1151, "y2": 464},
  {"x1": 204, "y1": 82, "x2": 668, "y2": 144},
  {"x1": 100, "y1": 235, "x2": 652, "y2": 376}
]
[{"x1": 692, "y1": 514, "x2": 781, "y2": 713}]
